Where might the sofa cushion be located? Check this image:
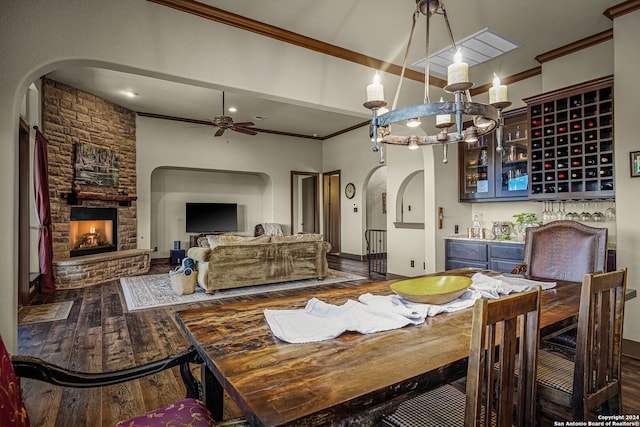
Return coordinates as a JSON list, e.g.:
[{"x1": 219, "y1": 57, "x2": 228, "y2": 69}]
[
  {"x1": 271, "y1": 233, "x2": 323, "y2": 243},
  {"x1": 207, "y1": 234, "x2": 271, "y2": 249}
]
